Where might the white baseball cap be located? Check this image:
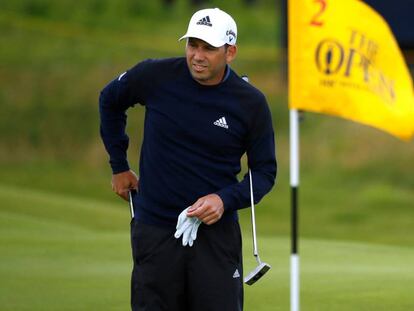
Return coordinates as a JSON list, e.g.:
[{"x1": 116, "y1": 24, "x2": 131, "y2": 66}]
[{"x1": 179, "y1": 8, "x2": 237, "y2": 47}]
